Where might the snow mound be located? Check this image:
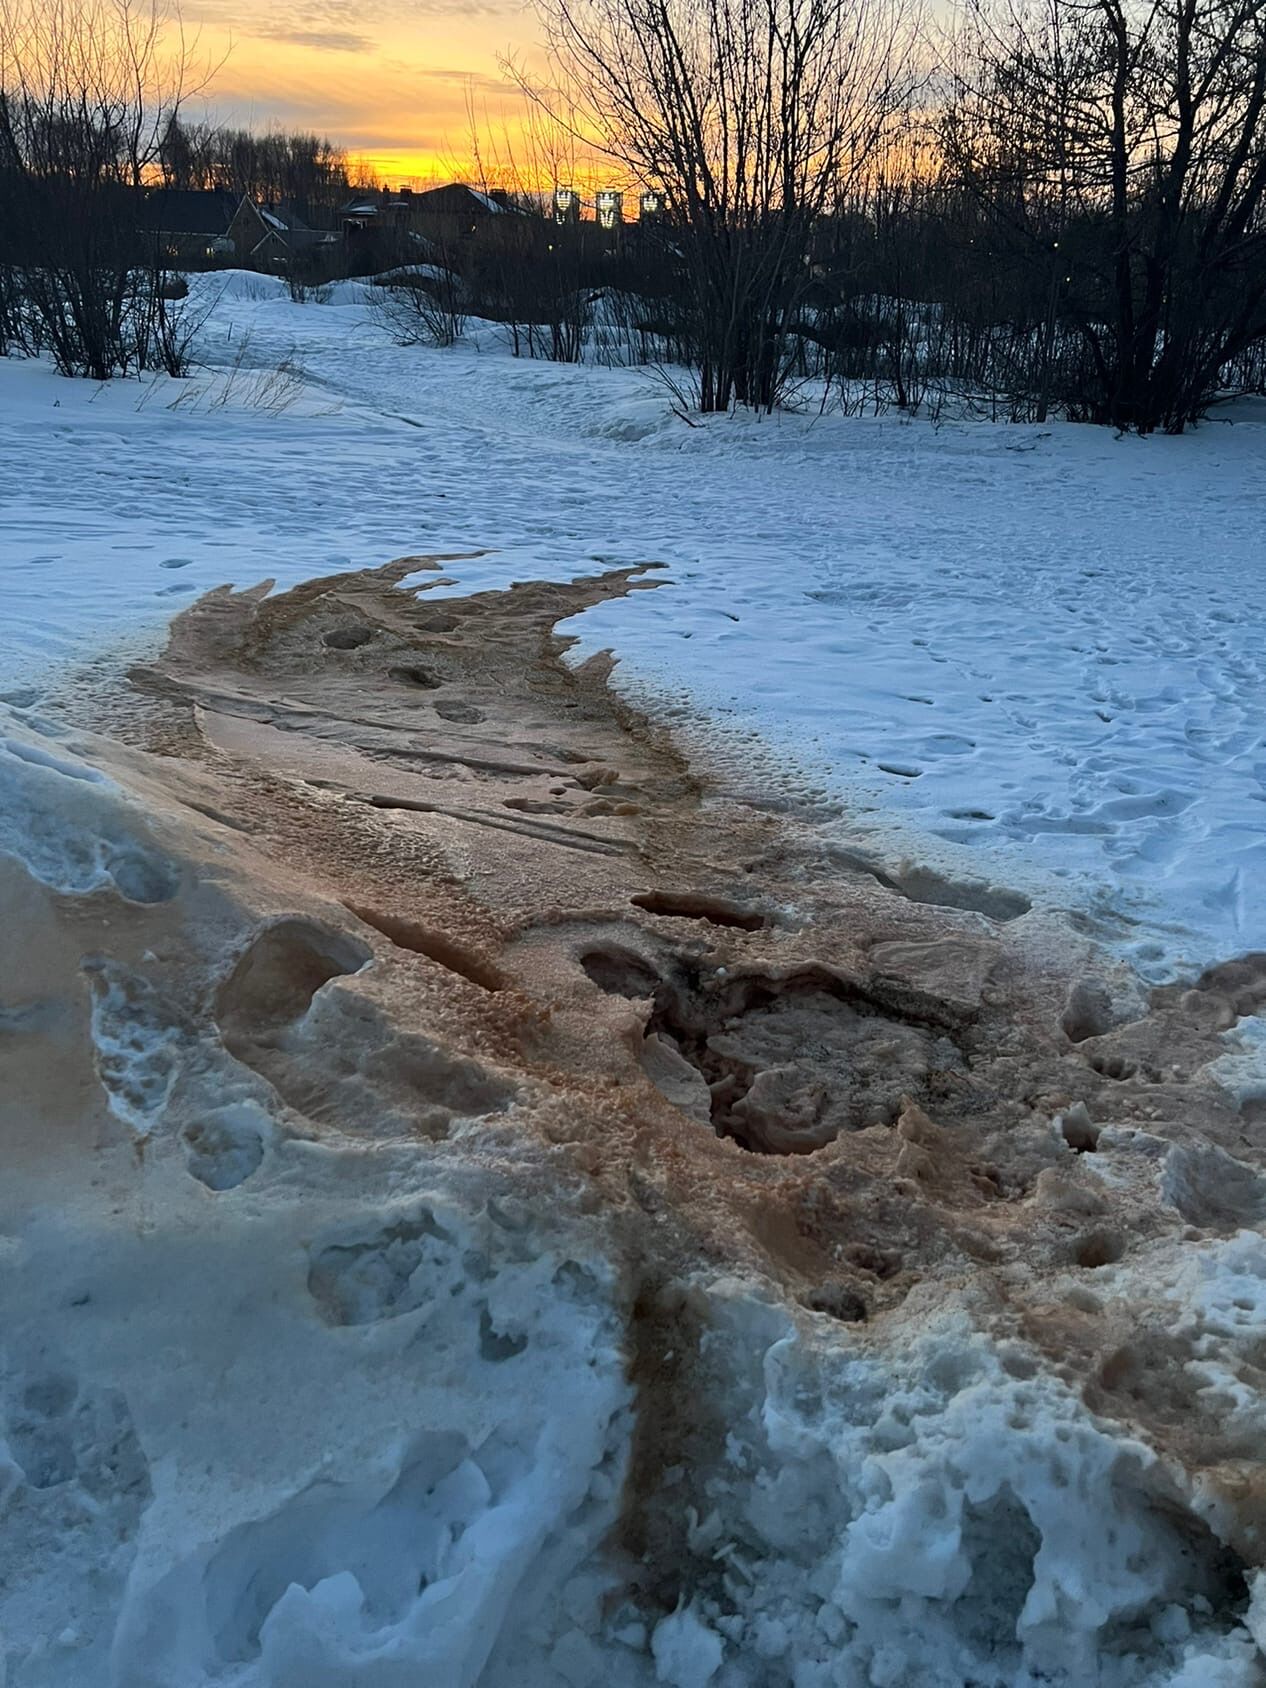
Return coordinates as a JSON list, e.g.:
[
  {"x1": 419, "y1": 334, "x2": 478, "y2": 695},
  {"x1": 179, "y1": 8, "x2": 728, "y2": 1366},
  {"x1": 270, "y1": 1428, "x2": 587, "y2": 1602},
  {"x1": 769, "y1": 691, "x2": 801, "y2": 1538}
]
[
  {"x1": 200, "y1": 270, "x2": 290, "y2": 303},
  {"x1": 632, "y1": 1279, "x2": 1261, "y2": 1688},
  {"x1": 1, "y1": 705, "x2": 1263, "y2": 1687}
]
